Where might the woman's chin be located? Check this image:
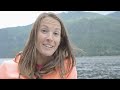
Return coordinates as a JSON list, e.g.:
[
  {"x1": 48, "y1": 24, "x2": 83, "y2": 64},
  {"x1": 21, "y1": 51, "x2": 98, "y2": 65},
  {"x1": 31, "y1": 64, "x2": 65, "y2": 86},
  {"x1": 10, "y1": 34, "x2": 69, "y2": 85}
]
[{"x1": 42, "y1": 52, "x2": 54, "y2": 57}]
